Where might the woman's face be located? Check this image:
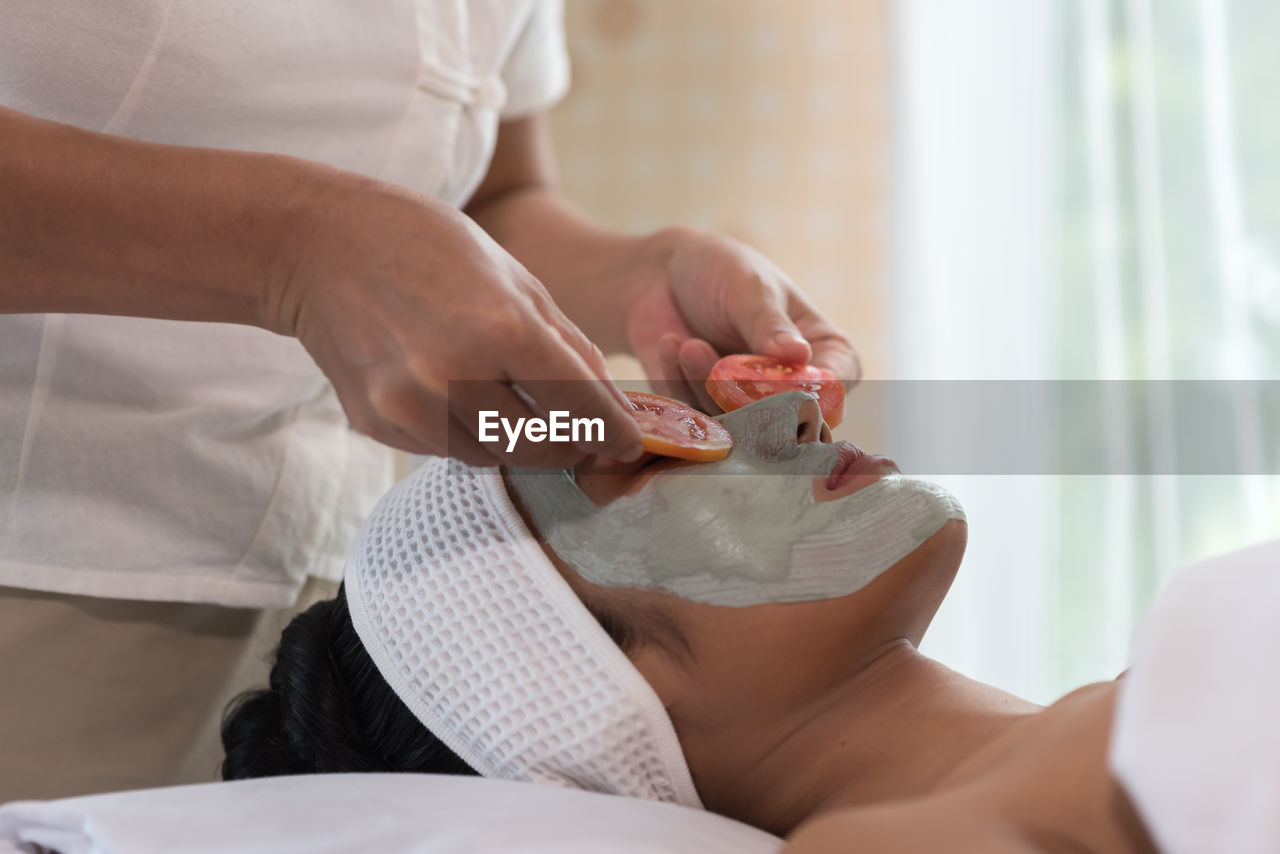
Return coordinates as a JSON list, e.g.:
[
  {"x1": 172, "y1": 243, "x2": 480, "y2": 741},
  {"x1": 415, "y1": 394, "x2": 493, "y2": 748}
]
[
  {"x1": 505, "y1": 391, "x2": 967, "y2": 818},
  {"x1": 506, "y1": 391, "x2": 965, "y2": 608}
]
